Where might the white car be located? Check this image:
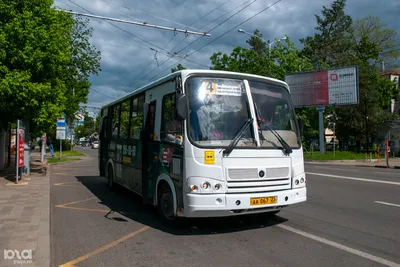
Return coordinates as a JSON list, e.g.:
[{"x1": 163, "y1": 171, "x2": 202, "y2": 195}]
[{"x1": 91, "y1": 141, "x2": 99, "y2": 149}]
